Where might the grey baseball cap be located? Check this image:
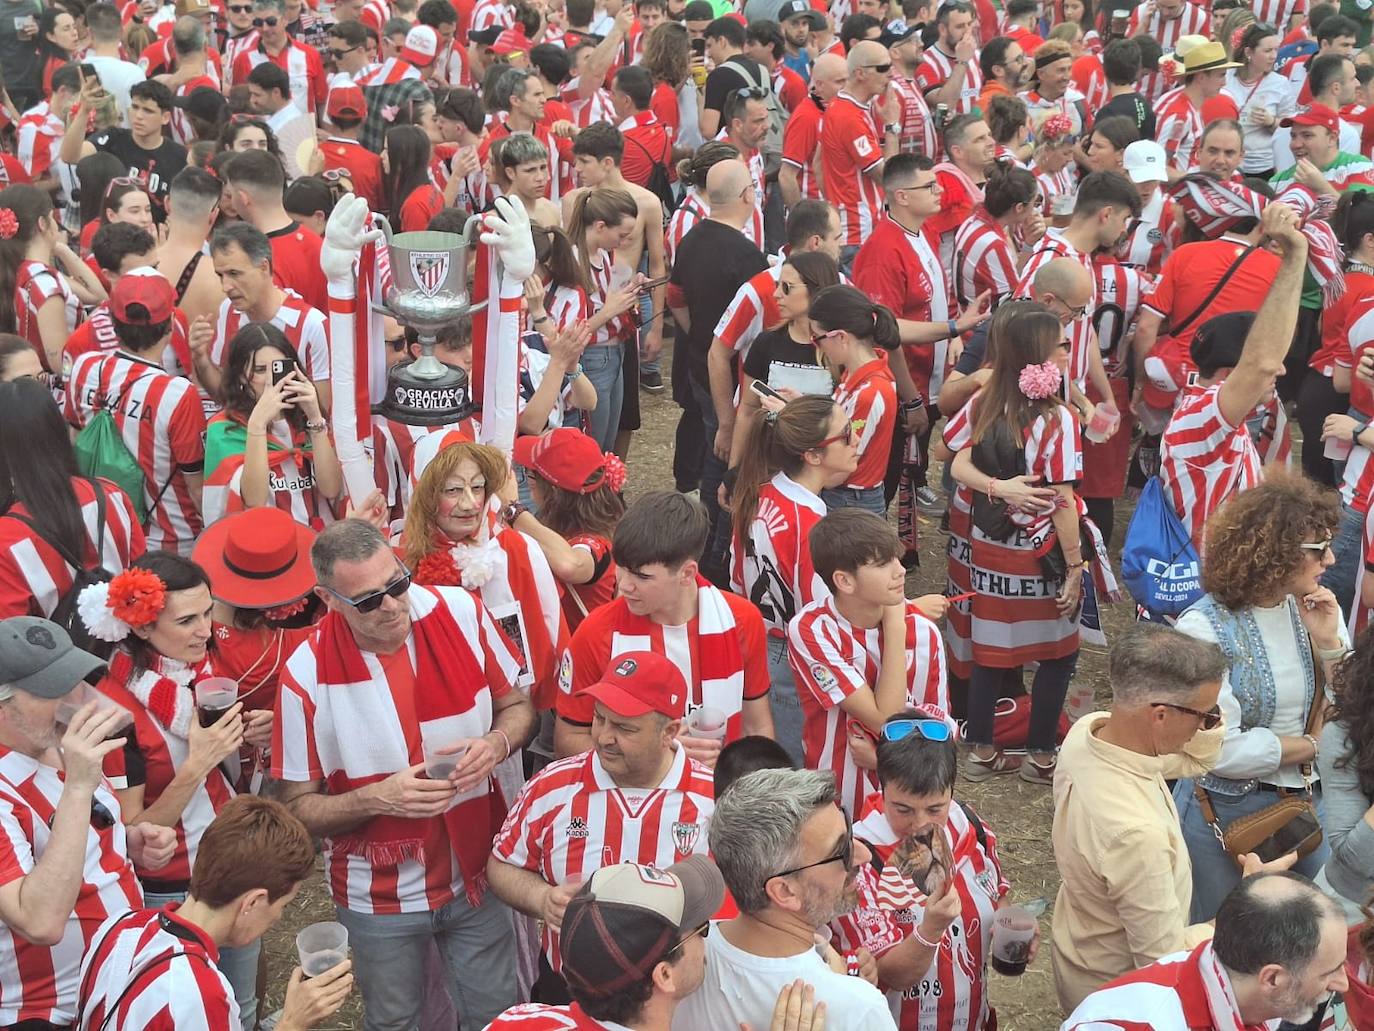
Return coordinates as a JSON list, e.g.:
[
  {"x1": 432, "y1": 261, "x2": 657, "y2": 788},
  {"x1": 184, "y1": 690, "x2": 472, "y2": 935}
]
[{"x1": 0, "y1": 618, "x2": 106, "y2": 699}]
